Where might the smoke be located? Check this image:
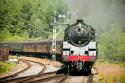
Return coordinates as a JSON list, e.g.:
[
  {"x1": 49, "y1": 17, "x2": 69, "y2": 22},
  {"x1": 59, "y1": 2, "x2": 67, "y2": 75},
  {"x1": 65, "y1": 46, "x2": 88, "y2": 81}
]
[{"x1": 65, "y1": 0, "x2": 125, "y2": 29}]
